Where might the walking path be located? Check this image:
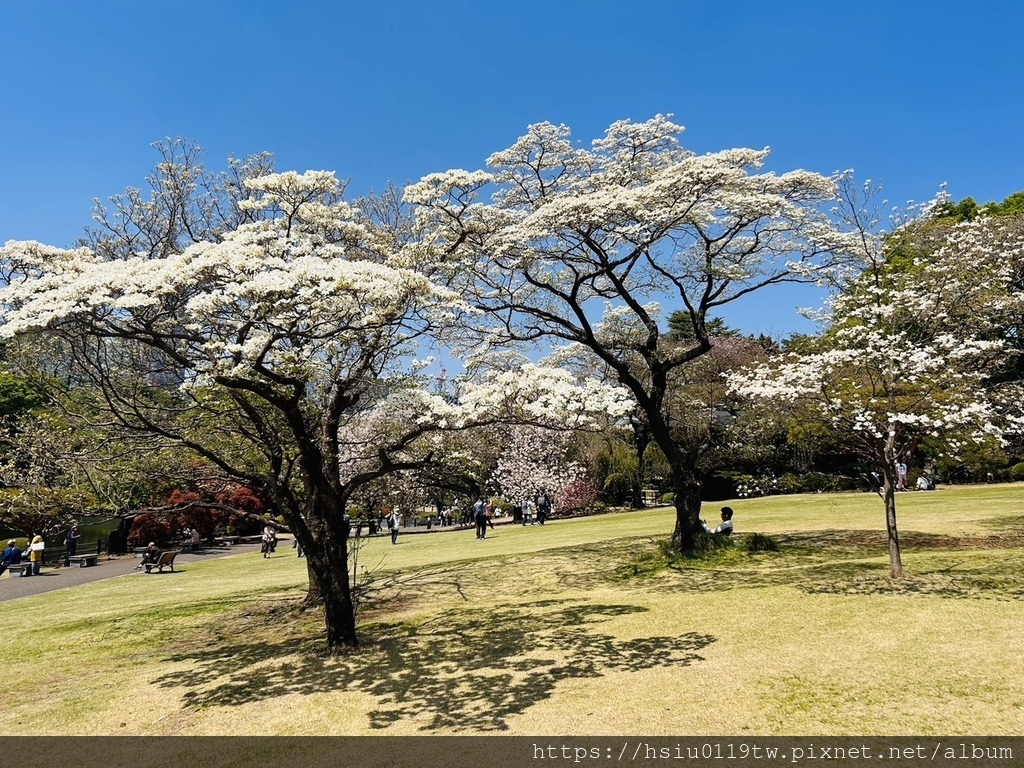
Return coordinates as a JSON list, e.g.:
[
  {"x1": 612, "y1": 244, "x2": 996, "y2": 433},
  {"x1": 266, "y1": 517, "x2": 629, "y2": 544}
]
[
  {"x1": 0, "y1": 518, "x2": 527, "y2": 603},
  {"x1": 0, "y1": 541, "x2": 266, "y2": 602}
]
